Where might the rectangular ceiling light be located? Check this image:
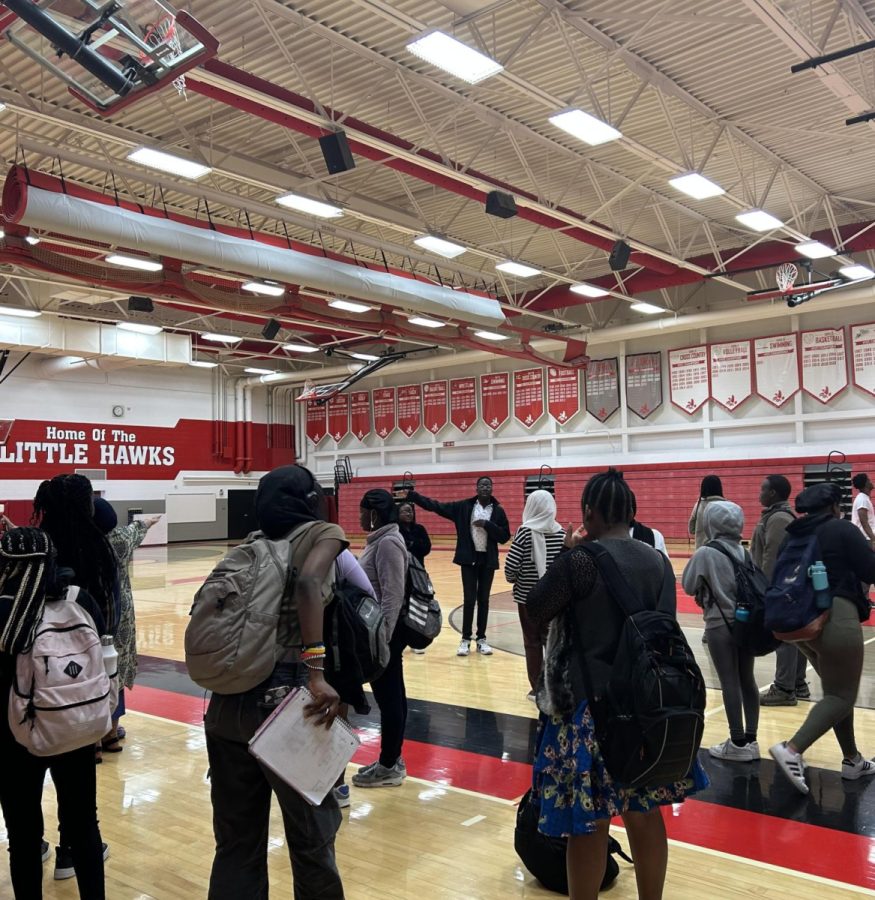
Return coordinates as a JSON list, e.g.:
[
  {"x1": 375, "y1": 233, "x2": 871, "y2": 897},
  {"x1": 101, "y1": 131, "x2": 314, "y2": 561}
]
[
  {"x1": 201, "y1": 332, "x2": 242, "y2": 344},
  {"x1": 735, "y1": 209, "x2": 783, "y2": 232},
  {"x1": 244, "y1": 367, "x2": 275, "y2": 375},
  {"x1": 329, "y1": 299, "x2": 372, "y2": 313},
  {"x1": 127, "y1": 147, "x2": 211, "y2": 180},
  {"x1": 570, "y1": 283, "x2": 609, "y2": 298},
  {"x1": 283, "y1": 342, "x2": 320, "y2": 353},
  {"x1": 839, "y1": 264, "x2": 875, "y2": 280},
  {"x1": 630, "y1": 302, "x2": 666, "y2": 314},
  {"x1": 350, "y1": 352, "x2": 379, "y2": 361},
  {"x1": 0, "y1": 229, "x2": 5, "y2": 239},
  {"x1": 496, "y1": 261, "x2": 541, "y2": 278},
  {"x1": 117, "y1": 322, "x2": 163, "y2": 335},
  {"x1": 473, "y1": 330, "x2": 509, "y2": 341},
  {"x1": 408, "y1": 316, "x2": 446, "y2": 328},
  {"x1": 106, "y1": 253, "x2": 163, "y2": 272},
  {"x1": 25, "y1": 235, "x2": 40, "y2": 245},
  {"x1": 0, "y1": 103, "x2": 6, "y2": 113},
  {"x1": 413, "y1": 235, "x2": 466, "y2": 258},
  {"x1": 0, "y1": 303, "x2": 41, "y2": 318},
  {"x1": 406, "y1": 31, "x2": 503, "y2": 84},
  {"x1": 190, "y1": 359, "x2": 218, "y2": 368},
  {"x1": 795, "y1": 240, "x2": 835, "y2": 259},
  {"x1": 668, "y1": 172, "x2": 725, "y2": 200},
  {"x1": 242, "y1": 280, "x2": 285, "y2": 297},
  {"x1": 275, "y1": 193, "x2": 343, "y2": 218},
  {"x1": 548, "y1": 108, "x2": 622, "y2": 146}
]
